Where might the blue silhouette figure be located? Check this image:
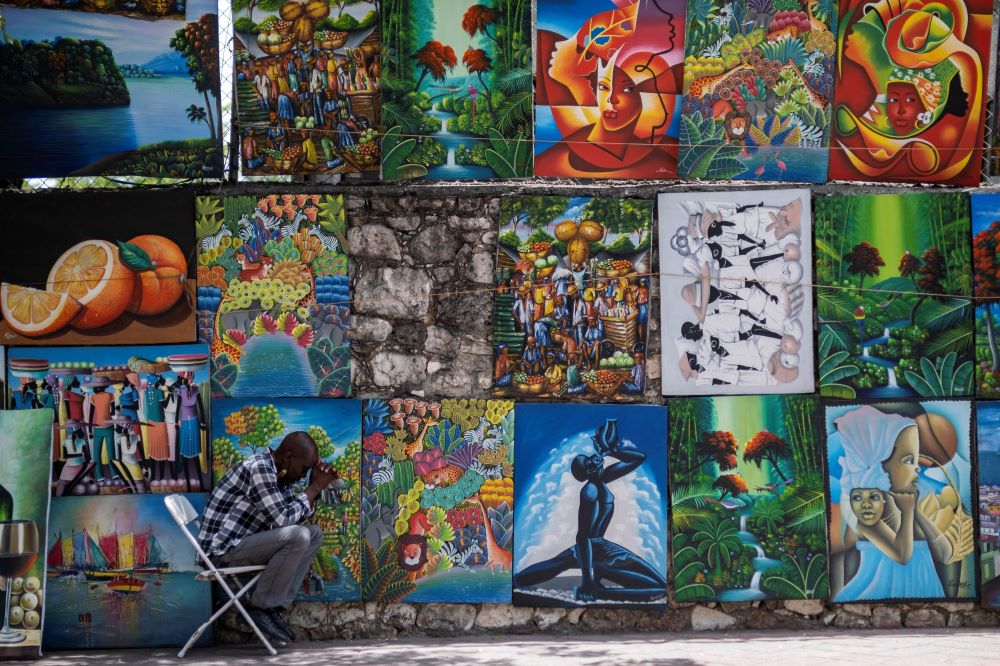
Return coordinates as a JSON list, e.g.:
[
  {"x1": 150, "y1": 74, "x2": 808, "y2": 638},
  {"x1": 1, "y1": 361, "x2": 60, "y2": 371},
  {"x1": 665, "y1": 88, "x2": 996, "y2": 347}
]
[{"x1": 514, "y1": 419, "x2": 666, "y2": 602}]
